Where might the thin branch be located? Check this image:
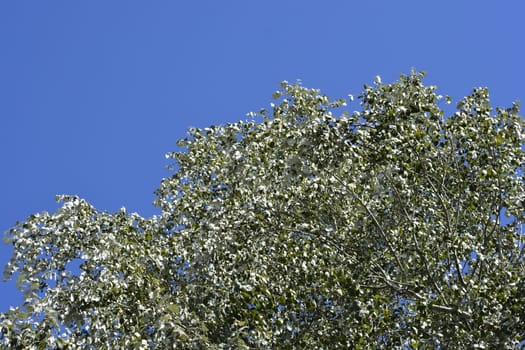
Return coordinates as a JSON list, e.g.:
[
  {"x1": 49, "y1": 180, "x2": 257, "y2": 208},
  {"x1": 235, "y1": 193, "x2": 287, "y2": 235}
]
[
  {"x1": 424, "y1": 175, "x2": 469, "y2": 290},
  {"x1": 381, "y1": 171, "x2": 445, "y2": 300},
  {"x1": 332, "y1": 174, "x2": 407, "y2": 275},
  {"x1": 370, "y1": 261, "x2": 470, "y2": 318}
]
